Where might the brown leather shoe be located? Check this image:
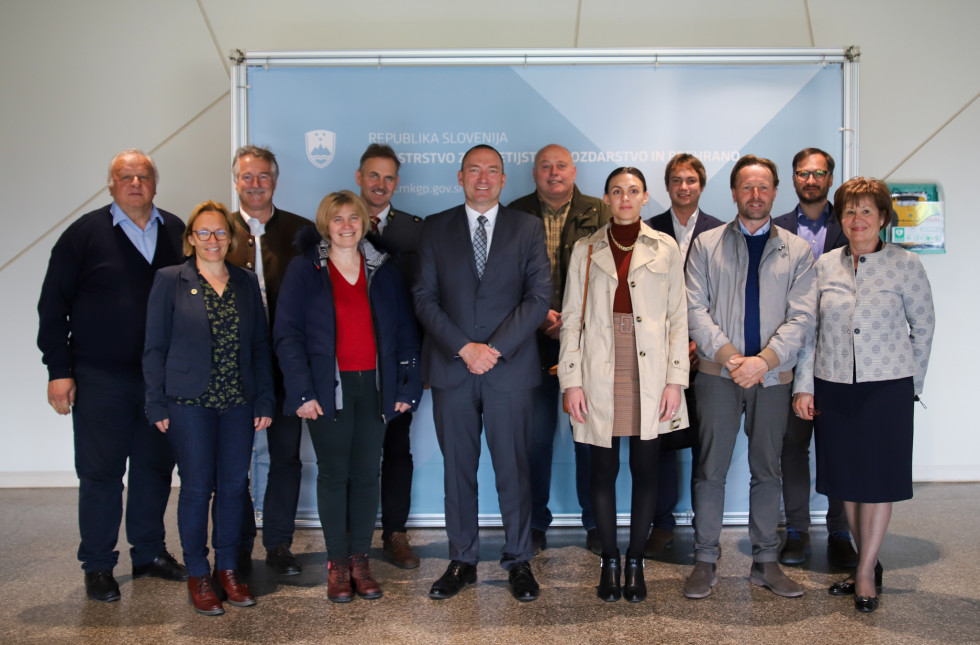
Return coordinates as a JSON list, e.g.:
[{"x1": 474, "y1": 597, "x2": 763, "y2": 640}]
[
  {"x1": 187, "y1": 575, "x2": 224, "y2": 616},
  {"x1": 383, "y1": 532, "x2": 420, "y2": 569},
  {"x1": 327, "y1": 559, "x2": 354, "y2": 603},
  {"x1": 643, "y1": 528, "x2": 675, "y2": 559},
  {"x1": 350, "y1": 554, "x2": 383, "y2": 599},
  {"x1": 212, "y1": 569, "x2": 256, "y2": 607}
]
